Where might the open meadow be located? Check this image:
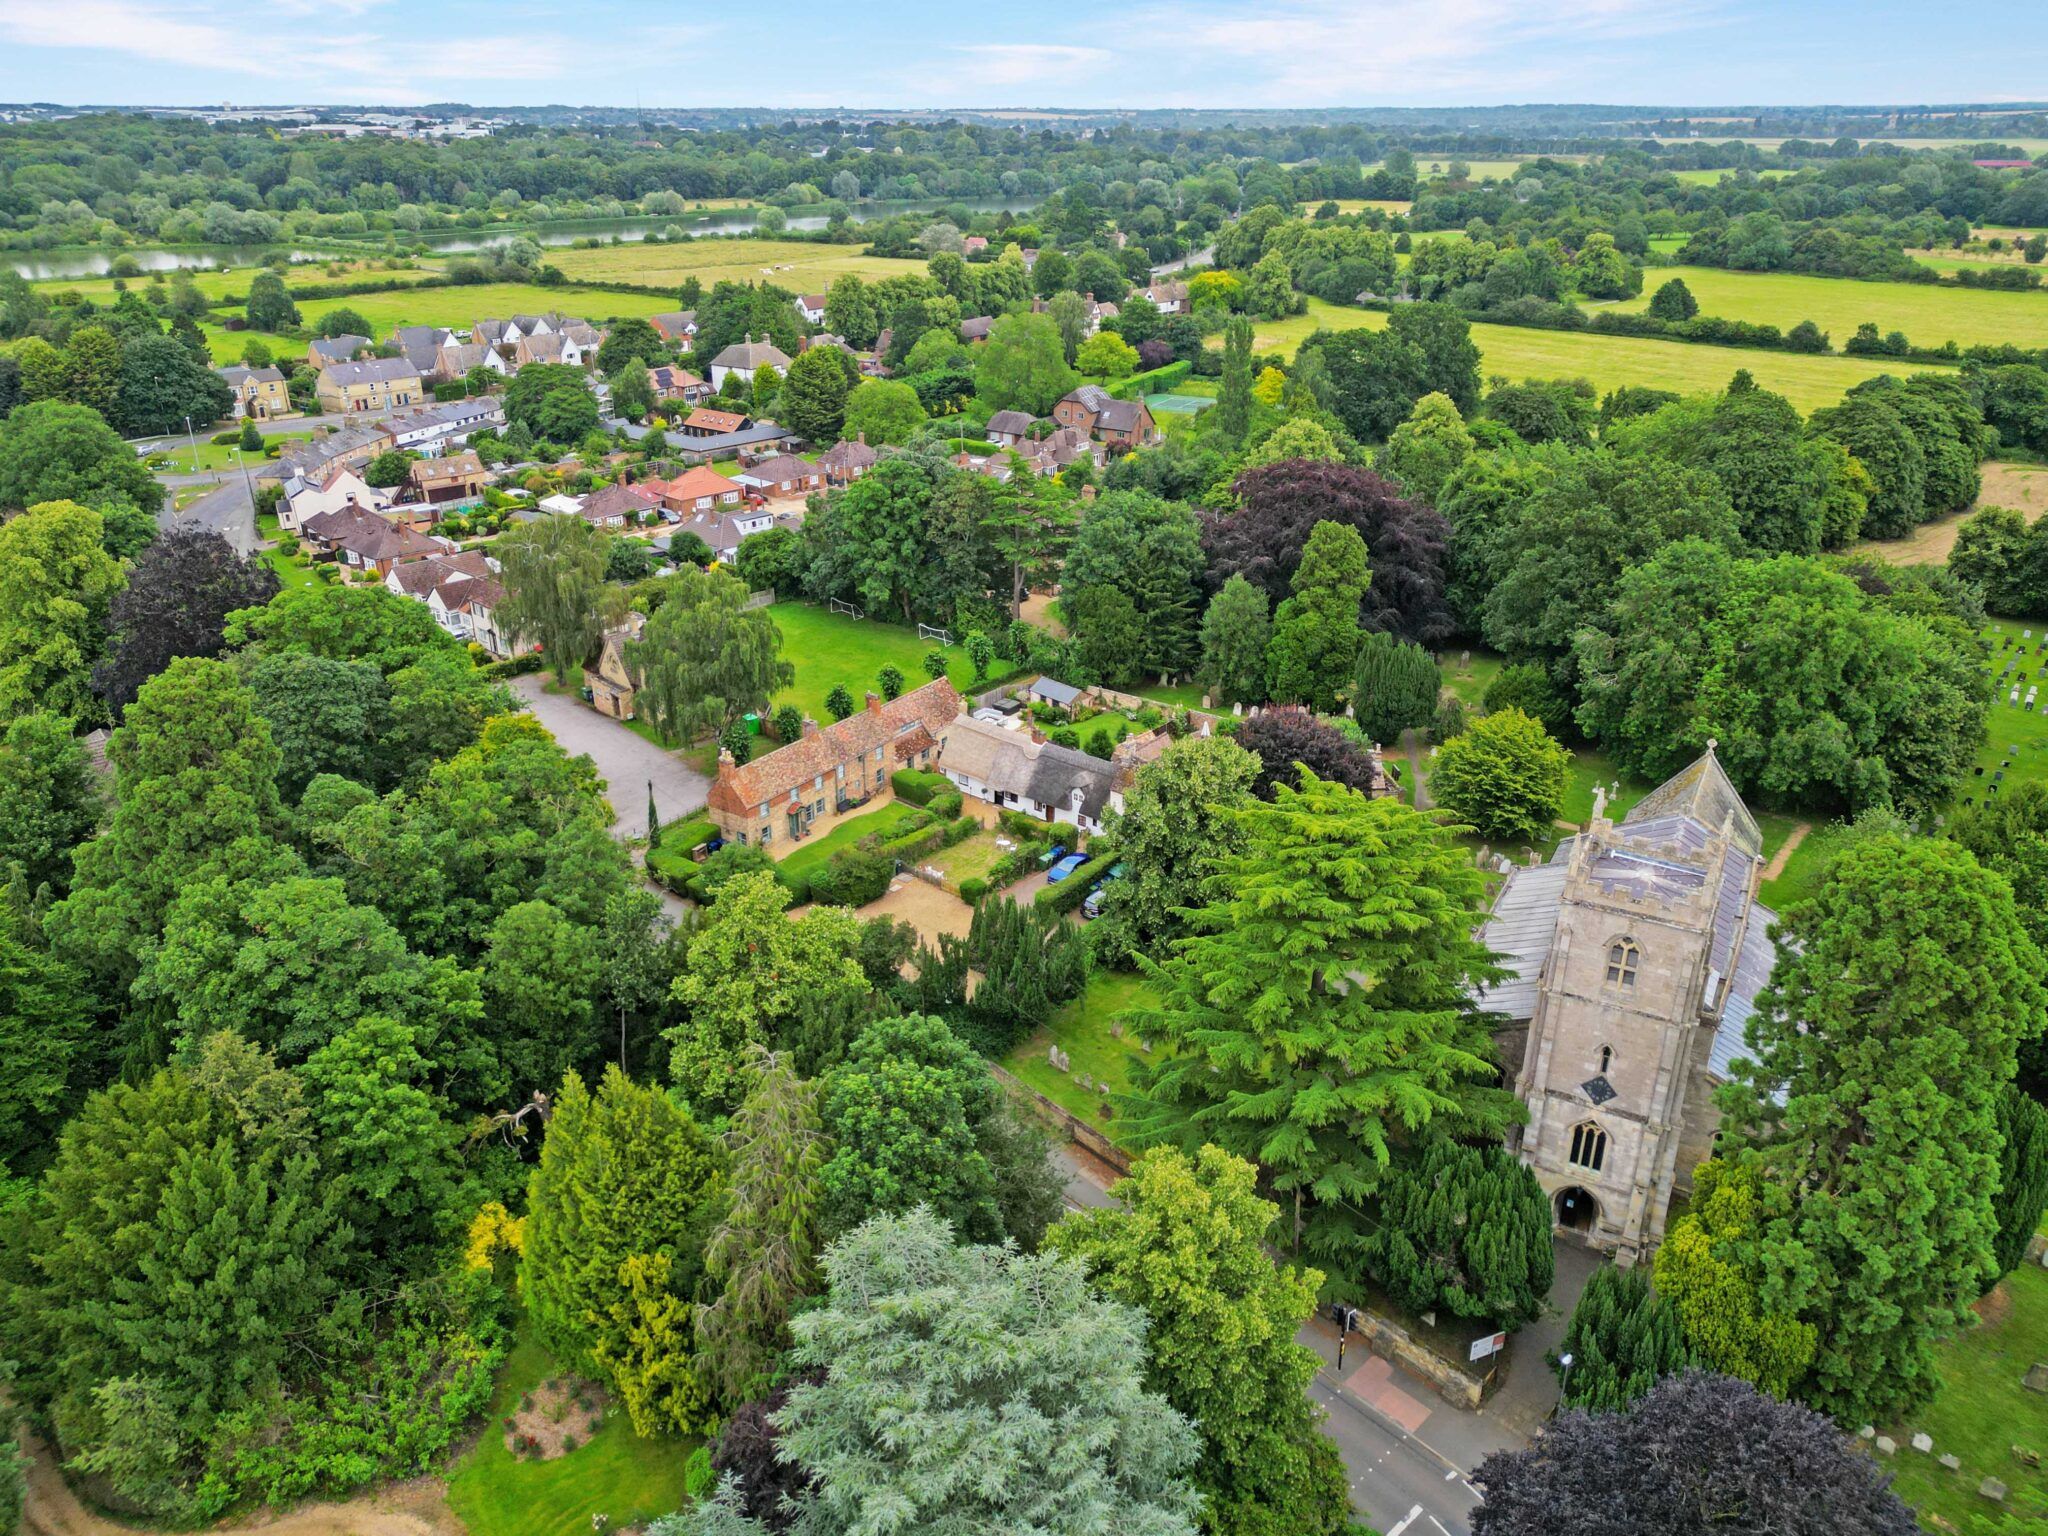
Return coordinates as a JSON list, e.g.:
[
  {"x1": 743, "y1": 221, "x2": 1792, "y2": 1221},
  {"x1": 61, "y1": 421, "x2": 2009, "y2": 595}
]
[
  {"x1": 1244, "y1": 297, "x2": 1945, "y2": 410},
  {"x1": 1606, "y1": 263, "x2": 2048, "y2": 350},
  {"x1": 549, "y1": 238, "x2": 924, "y2": 292}
]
